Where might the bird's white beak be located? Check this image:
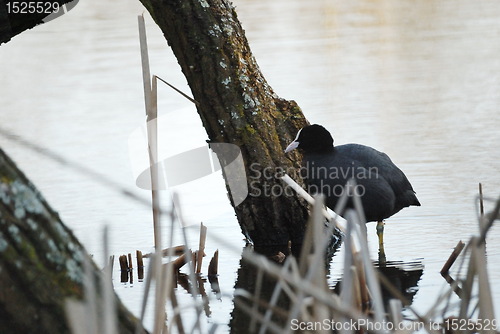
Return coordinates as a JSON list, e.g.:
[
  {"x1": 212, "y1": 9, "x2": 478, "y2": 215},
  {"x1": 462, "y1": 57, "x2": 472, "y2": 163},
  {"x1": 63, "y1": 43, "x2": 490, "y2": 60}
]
[{"x1": 285, "y1": 140, "x2": 299, "y2": 153}]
